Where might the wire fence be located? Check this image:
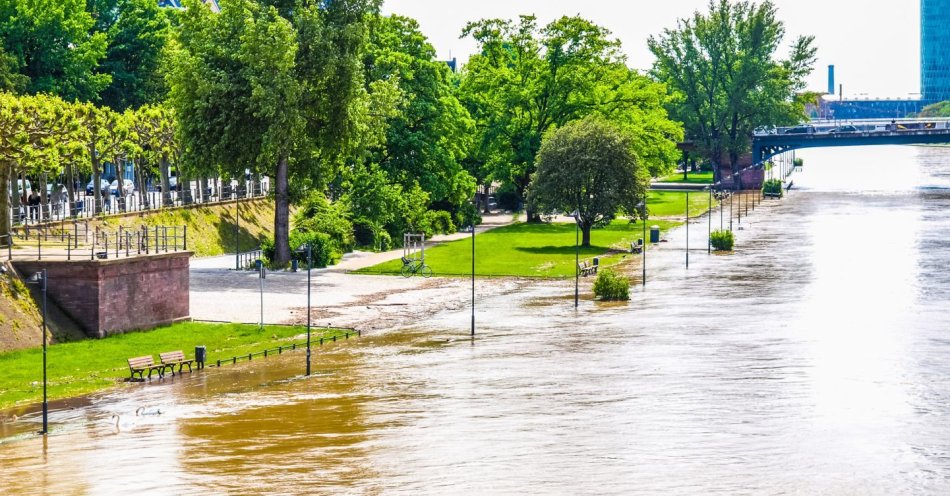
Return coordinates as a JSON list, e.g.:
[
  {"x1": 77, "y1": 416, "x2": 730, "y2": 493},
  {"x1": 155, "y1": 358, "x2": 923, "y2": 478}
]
[{"x1": 206, "y1": 328, "x2": 361, "y2": 369}]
